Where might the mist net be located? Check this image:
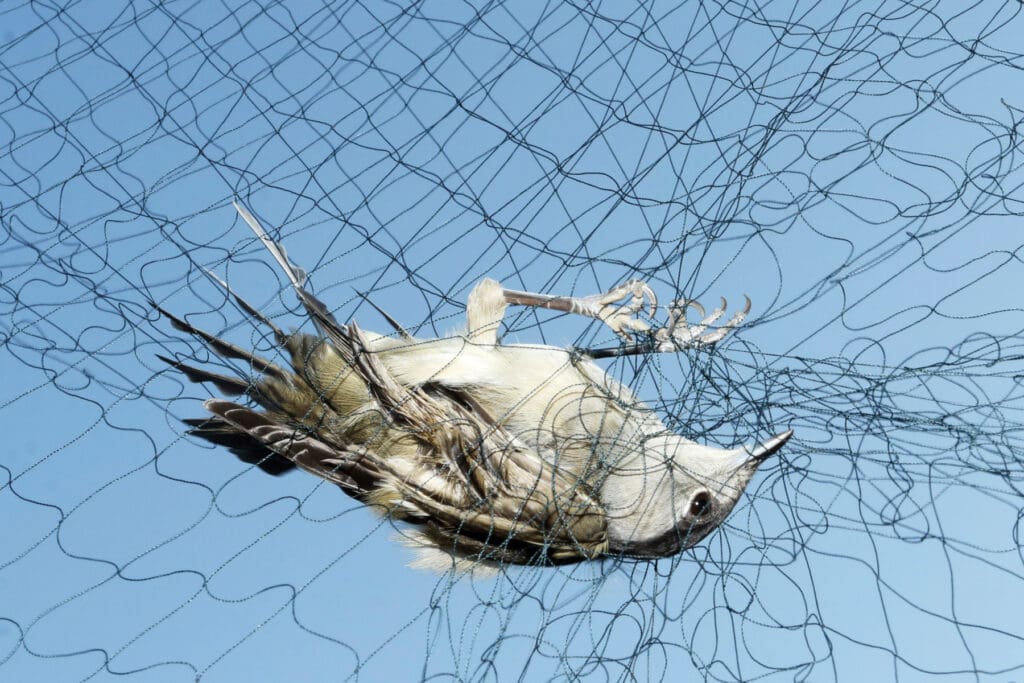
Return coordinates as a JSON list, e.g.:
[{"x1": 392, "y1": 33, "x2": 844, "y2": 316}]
[{"x1": 2, "y1": 1, "x2": 1023, "y2": 680}]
